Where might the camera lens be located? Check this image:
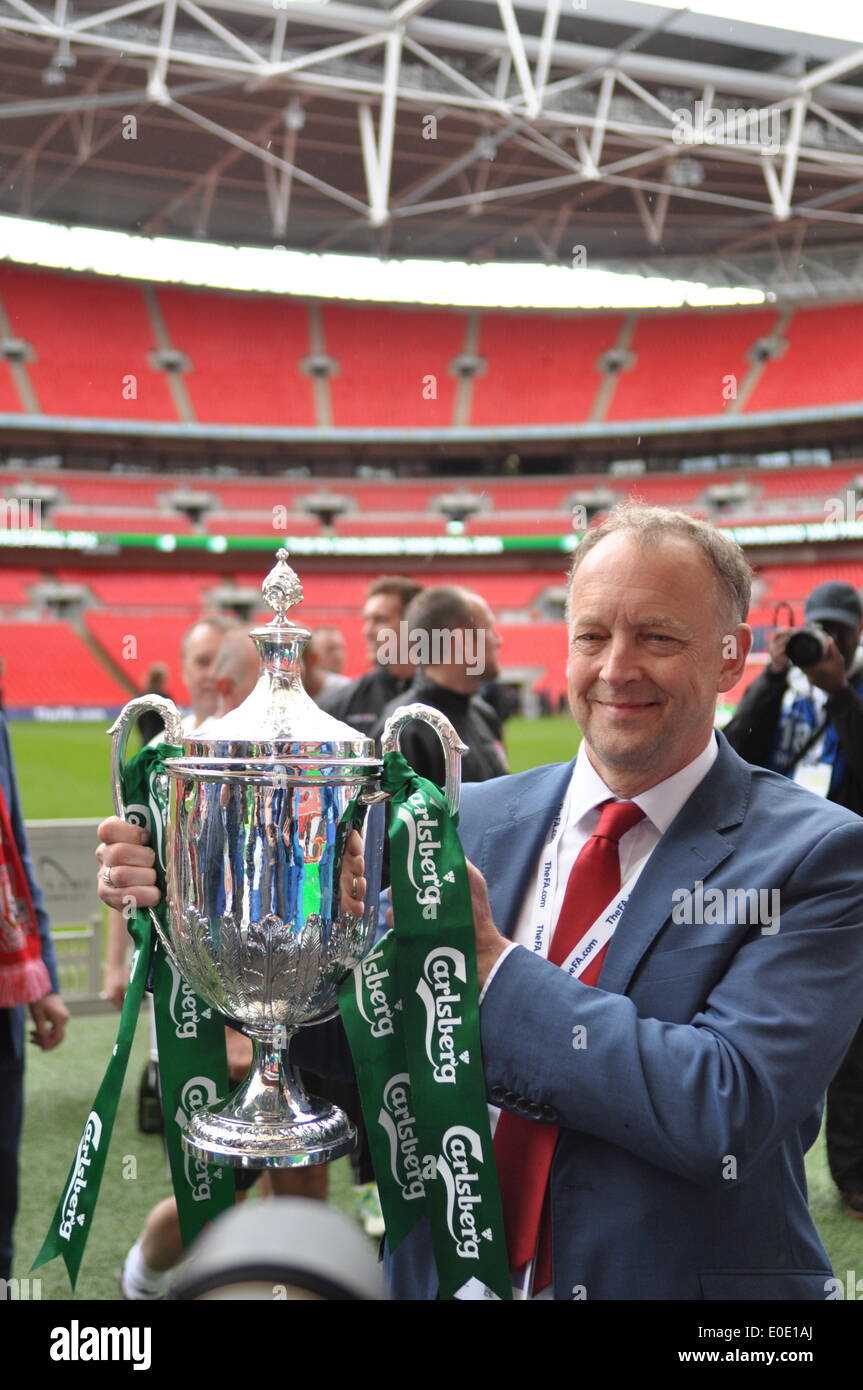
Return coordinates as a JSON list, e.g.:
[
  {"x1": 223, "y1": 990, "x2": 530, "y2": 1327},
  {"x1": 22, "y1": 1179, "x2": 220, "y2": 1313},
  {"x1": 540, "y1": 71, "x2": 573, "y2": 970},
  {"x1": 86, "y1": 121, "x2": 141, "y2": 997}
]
[{"x1": 786, "y1": 630, "x2": 825, "y2": 668}]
